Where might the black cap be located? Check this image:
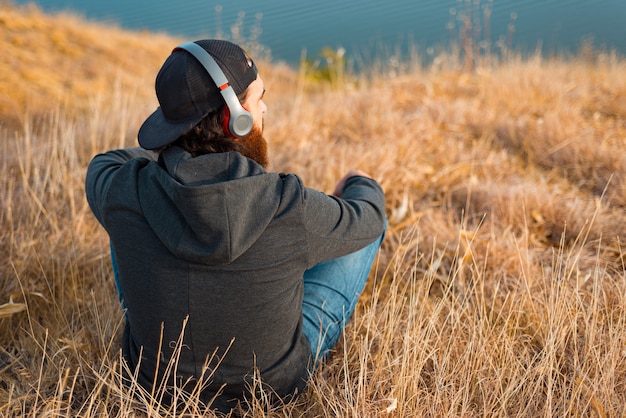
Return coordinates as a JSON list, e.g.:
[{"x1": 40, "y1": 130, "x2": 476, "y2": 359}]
[{"x1": 138, "y1": 39, "x2": 258, "y2": 150}]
